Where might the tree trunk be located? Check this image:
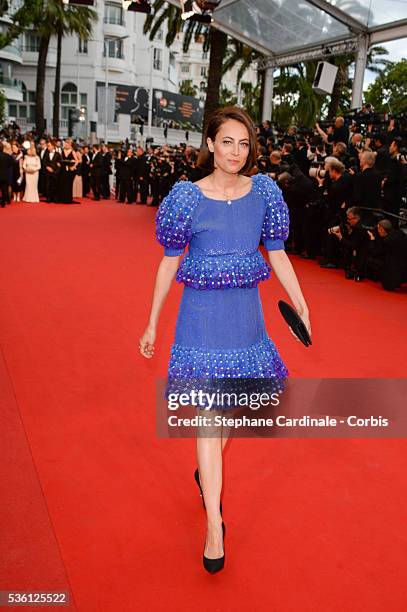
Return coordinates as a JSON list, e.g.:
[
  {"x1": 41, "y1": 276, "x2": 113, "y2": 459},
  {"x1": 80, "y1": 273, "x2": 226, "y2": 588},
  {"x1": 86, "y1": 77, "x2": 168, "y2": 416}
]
[
  {"x1": 327, "y1": 64, "x2": 348, "y2": 119},
  {"x1": 202, "y1": 28, "x2": 228, "y2": 141},
  {"x1": 53, "y1": 28, "x2": 63, "y2": 138},
  {"x1": 35, "y1": 33, "x2": 50, "y2": 136}
]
